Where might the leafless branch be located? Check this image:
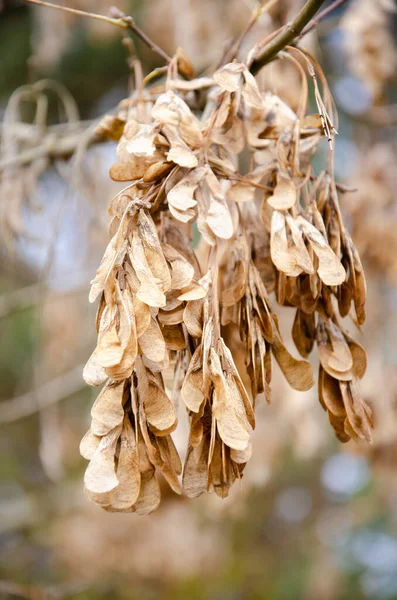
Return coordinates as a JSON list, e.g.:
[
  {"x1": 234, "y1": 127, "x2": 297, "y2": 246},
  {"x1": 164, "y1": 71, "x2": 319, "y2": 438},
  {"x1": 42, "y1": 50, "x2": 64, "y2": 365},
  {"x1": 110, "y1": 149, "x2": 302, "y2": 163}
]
[
  {"x1": 25, "y1": 0, "x2": 172, "y2": 64},
  {"x1": 0, "y1": 364, "x2": 87, "y2": 424},
  {"x1": 300, "y1": 0, "x2": 348, "y2": 36},
  {"x1": 249, "y1": 0, "x2": 327, "y2": 74},
  {"x1": 224, "y1": 0, "x2": 280, "y2": 64},
  {"x1": 0, "y1": 126, "x2": 102, "y2": 172}
]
